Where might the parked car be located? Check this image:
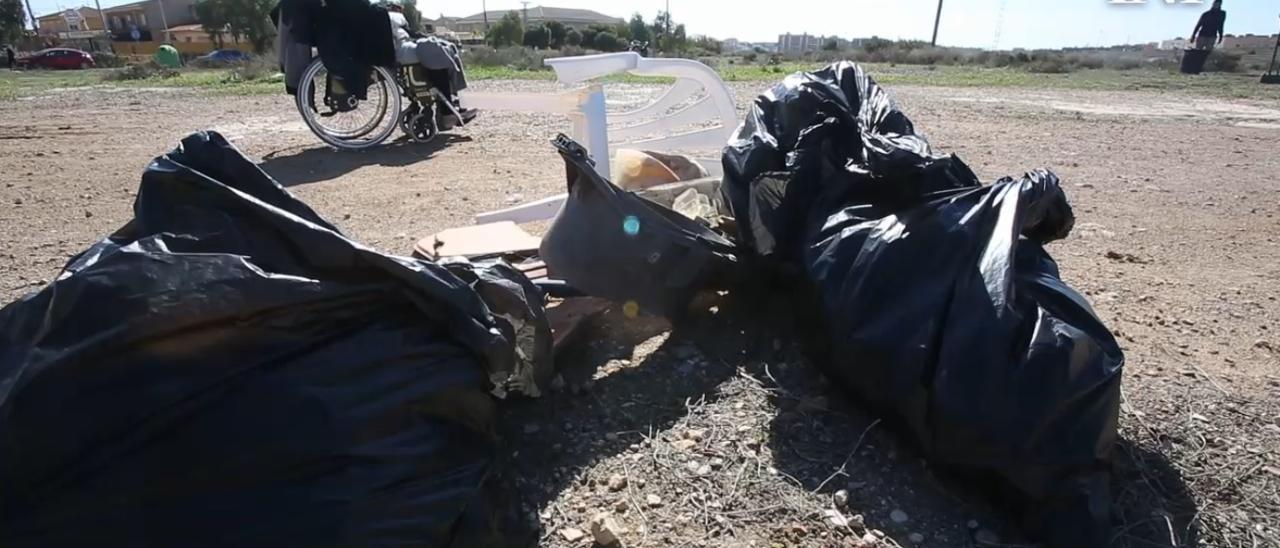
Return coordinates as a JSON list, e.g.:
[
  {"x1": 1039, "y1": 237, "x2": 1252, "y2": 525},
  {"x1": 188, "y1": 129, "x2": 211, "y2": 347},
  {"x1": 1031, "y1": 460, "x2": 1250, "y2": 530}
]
[
  {"x1": 195, "y1": 49, "x2": 251, "y2": 65},
  {"x1": 18, "y1": 48, "x2": 95, "y2": 70}
]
